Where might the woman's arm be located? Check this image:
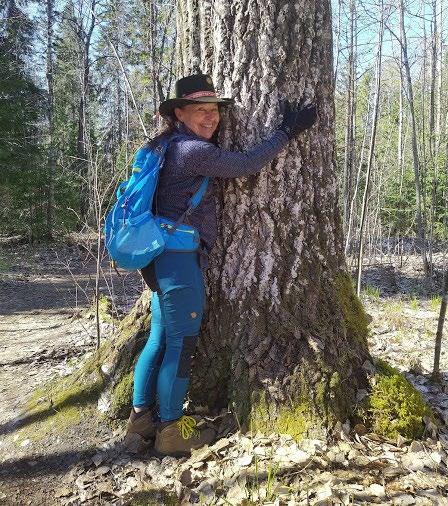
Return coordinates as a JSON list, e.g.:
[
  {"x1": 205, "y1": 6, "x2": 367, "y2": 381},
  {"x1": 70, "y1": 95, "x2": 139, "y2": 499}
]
[{"x1": 179, "y1": 130, "x2": 289, "y2": 179}]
